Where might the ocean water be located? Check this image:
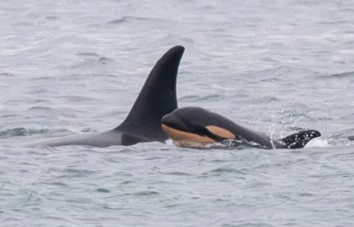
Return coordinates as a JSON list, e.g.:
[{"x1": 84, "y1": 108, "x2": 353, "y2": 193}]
[{"x1": 1, "y1": 0, "x2": 354, "y2": 226}]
